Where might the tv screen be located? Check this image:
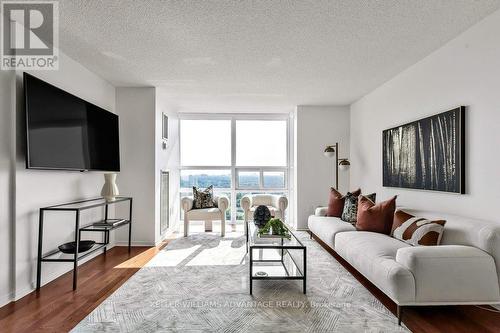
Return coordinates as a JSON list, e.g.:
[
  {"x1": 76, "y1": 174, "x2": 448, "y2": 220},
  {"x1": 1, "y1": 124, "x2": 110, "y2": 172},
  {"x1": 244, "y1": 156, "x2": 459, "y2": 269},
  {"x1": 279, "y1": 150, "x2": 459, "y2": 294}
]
[{"x1": 24, "y1": 73, "x2": 120, "y2": 171}]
